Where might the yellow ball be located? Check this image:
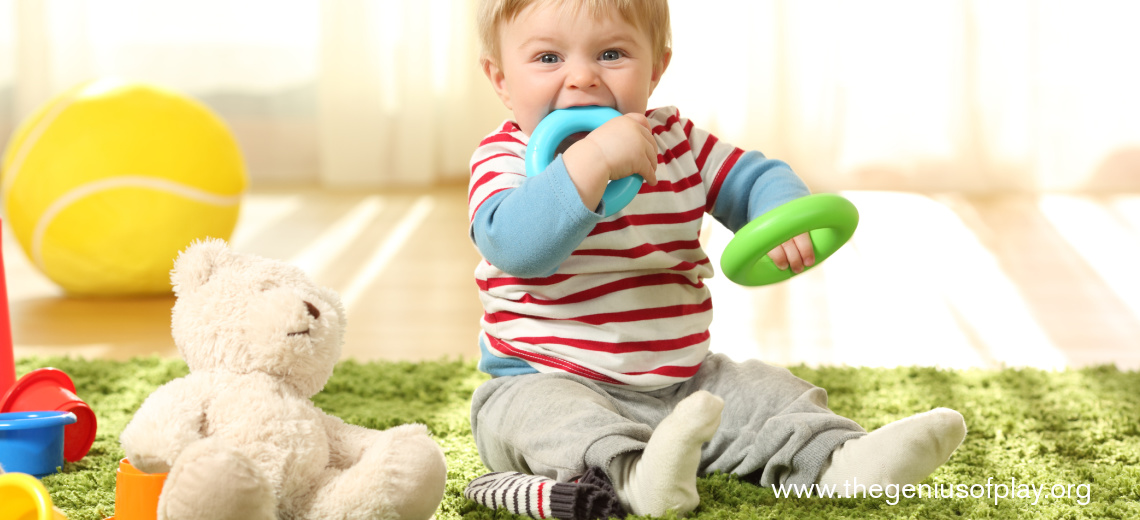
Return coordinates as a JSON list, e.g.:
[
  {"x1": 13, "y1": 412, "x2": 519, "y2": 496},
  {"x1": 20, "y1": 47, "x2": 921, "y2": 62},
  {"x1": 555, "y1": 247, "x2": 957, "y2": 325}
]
[{"x1": 1, "y1": 79, "x2": 247, "y2": 296}]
